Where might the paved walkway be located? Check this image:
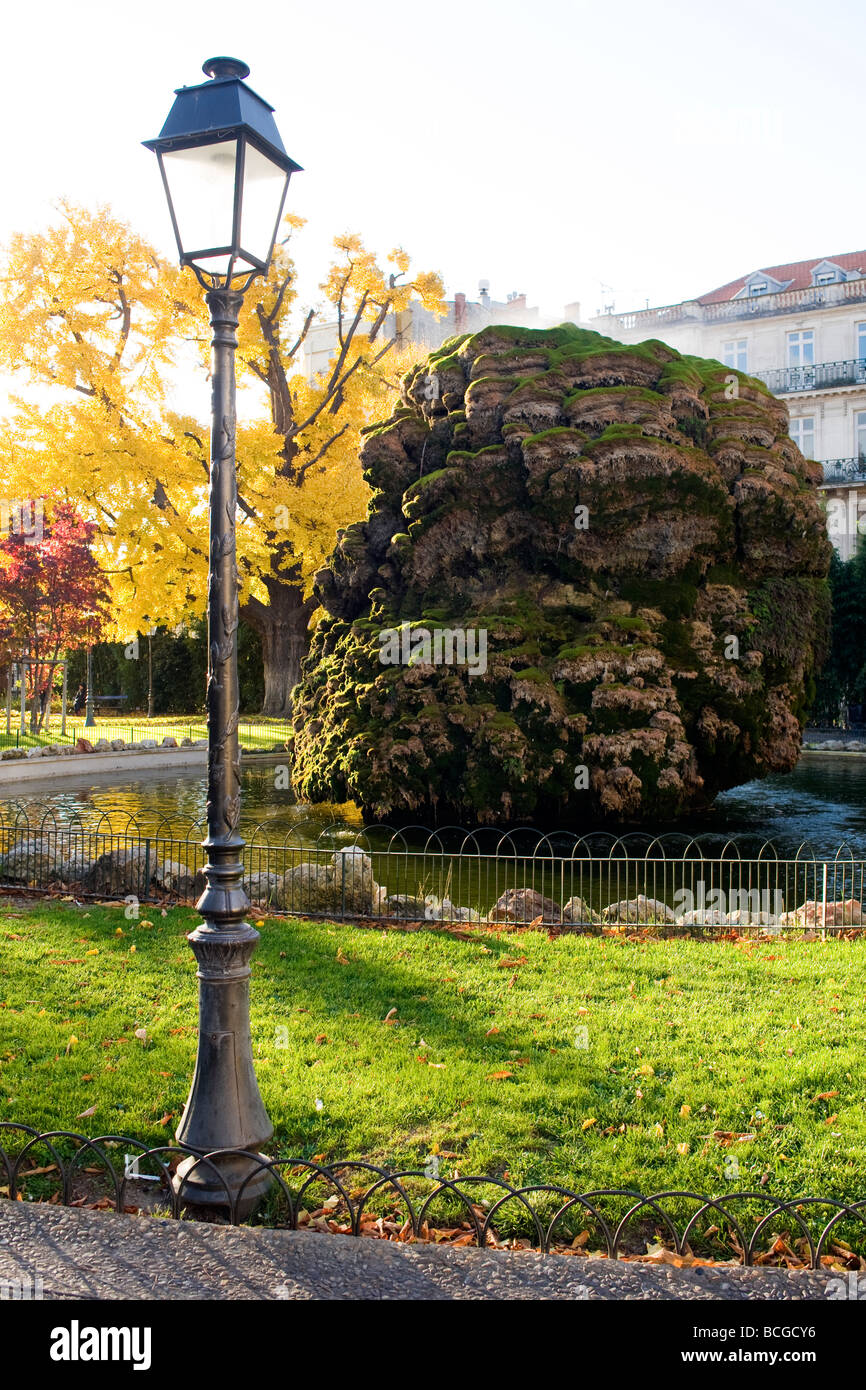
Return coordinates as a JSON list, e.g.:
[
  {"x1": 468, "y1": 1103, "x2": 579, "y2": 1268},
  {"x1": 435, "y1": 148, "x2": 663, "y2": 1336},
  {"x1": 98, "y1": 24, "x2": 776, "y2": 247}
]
[{"x1": 0, "y1": 1203, "x2": 835, "y2": 1300}]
